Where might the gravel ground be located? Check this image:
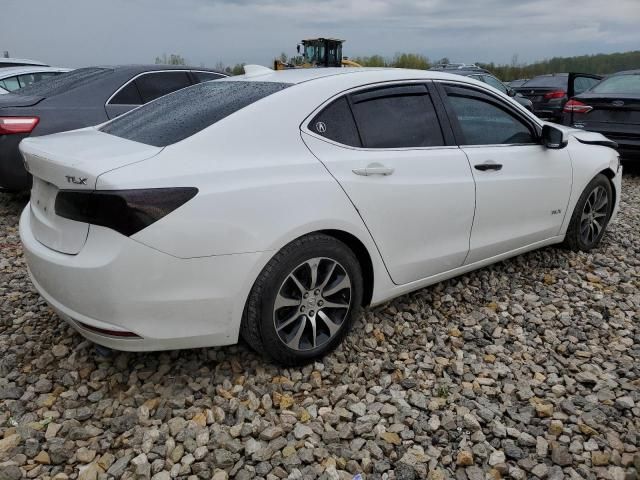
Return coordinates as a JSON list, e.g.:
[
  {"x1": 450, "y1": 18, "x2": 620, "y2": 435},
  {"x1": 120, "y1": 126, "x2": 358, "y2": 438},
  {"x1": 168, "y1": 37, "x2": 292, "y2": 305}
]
[{"x1": 0, "y1": 172, "x2": 638, "y2": 480}]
